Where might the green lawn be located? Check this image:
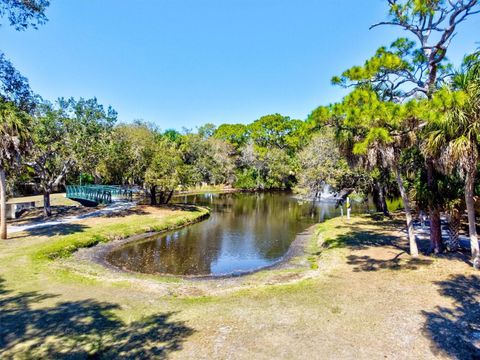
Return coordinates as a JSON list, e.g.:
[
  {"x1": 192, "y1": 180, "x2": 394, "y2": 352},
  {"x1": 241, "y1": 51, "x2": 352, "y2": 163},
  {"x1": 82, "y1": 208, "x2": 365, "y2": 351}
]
[{"x1": 7, "y1": 192, "x2": 77, "y2": 206}]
